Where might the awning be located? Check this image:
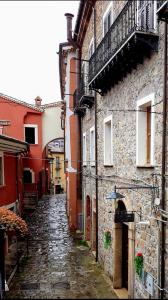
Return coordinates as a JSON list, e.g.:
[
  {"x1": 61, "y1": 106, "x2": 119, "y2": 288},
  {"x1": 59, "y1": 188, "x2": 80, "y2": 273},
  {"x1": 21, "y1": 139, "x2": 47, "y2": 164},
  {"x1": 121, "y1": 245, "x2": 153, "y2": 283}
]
[{"x1": 0, "y1": 134, "x2": 29, "y2": 153}]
